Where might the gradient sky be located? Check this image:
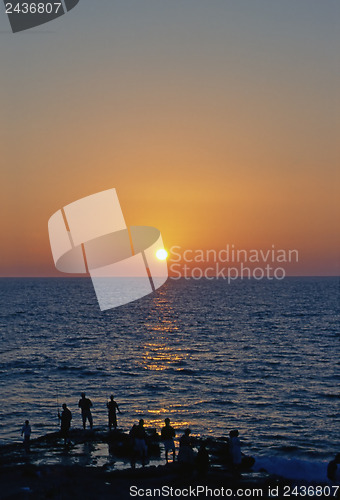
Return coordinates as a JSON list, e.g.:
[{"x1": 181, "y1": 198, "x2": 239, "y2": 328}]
[{"x1": 1, "y1": 0, "x2": 339, "y2": 276}]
